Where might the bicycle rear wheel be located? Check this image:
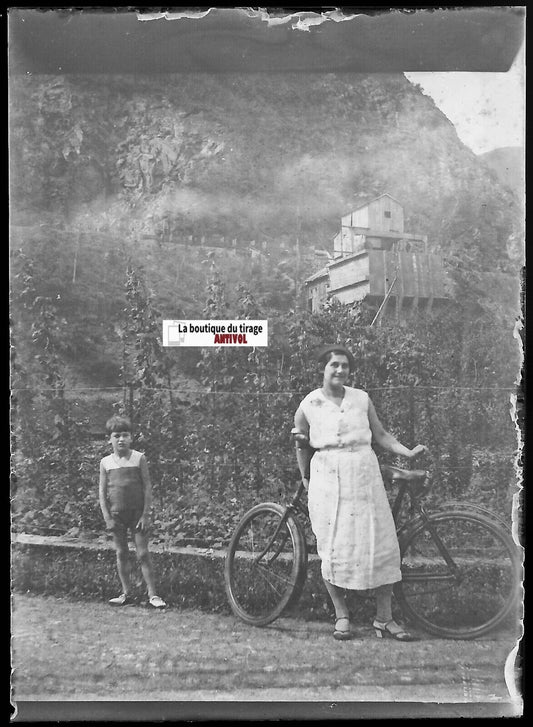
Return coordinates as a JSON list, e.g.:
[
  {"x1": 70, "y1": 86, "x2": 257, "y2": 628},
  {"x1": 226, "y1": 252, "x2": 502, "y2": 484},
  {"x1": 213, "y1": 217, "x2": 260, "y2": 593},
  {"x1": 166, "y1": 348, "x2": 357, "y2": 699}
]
[
  {"x1": 396, "y1": 511, "x2": 521, "y2": 639},
  {"x1": 224, "y1": 502, "x2": 308, "y2": 626}
]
